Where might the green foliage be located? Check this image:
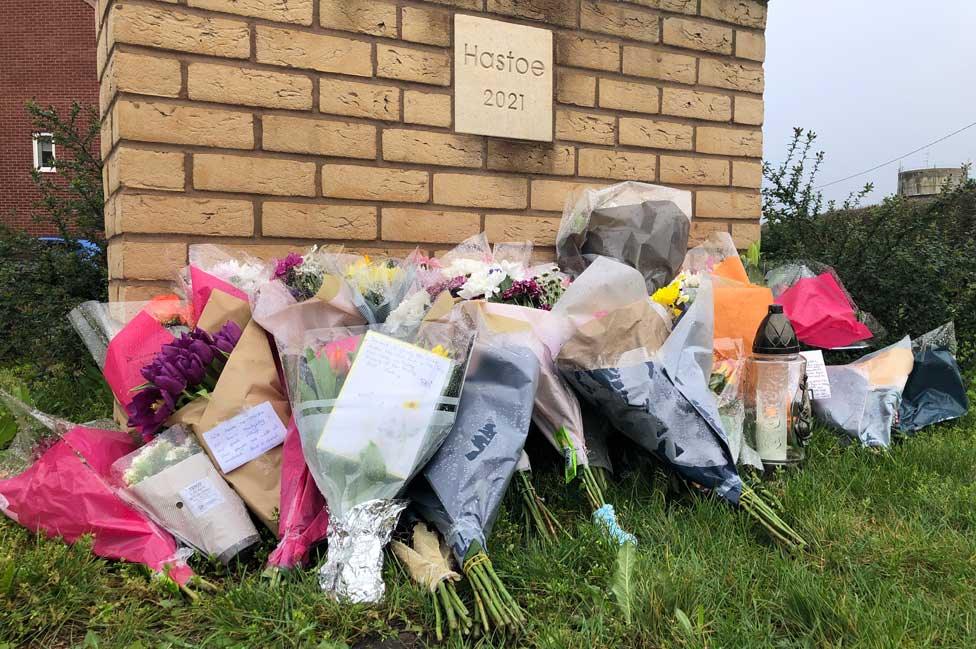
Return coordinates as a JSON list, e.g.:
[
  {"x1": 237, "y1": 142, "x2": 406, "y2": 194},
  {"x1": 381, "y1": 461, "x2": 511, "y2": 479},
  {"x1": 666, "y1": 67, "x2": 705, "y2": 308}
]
[
  {"x1": 610, "y1": 542, "x2": 635, "y2": 624},
  {"x1": 762, "y1": 128, "x2": 976, "y2": 365},
  {"x1": 0, "y1": 102, "x2": 106, "y2": 384}
]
